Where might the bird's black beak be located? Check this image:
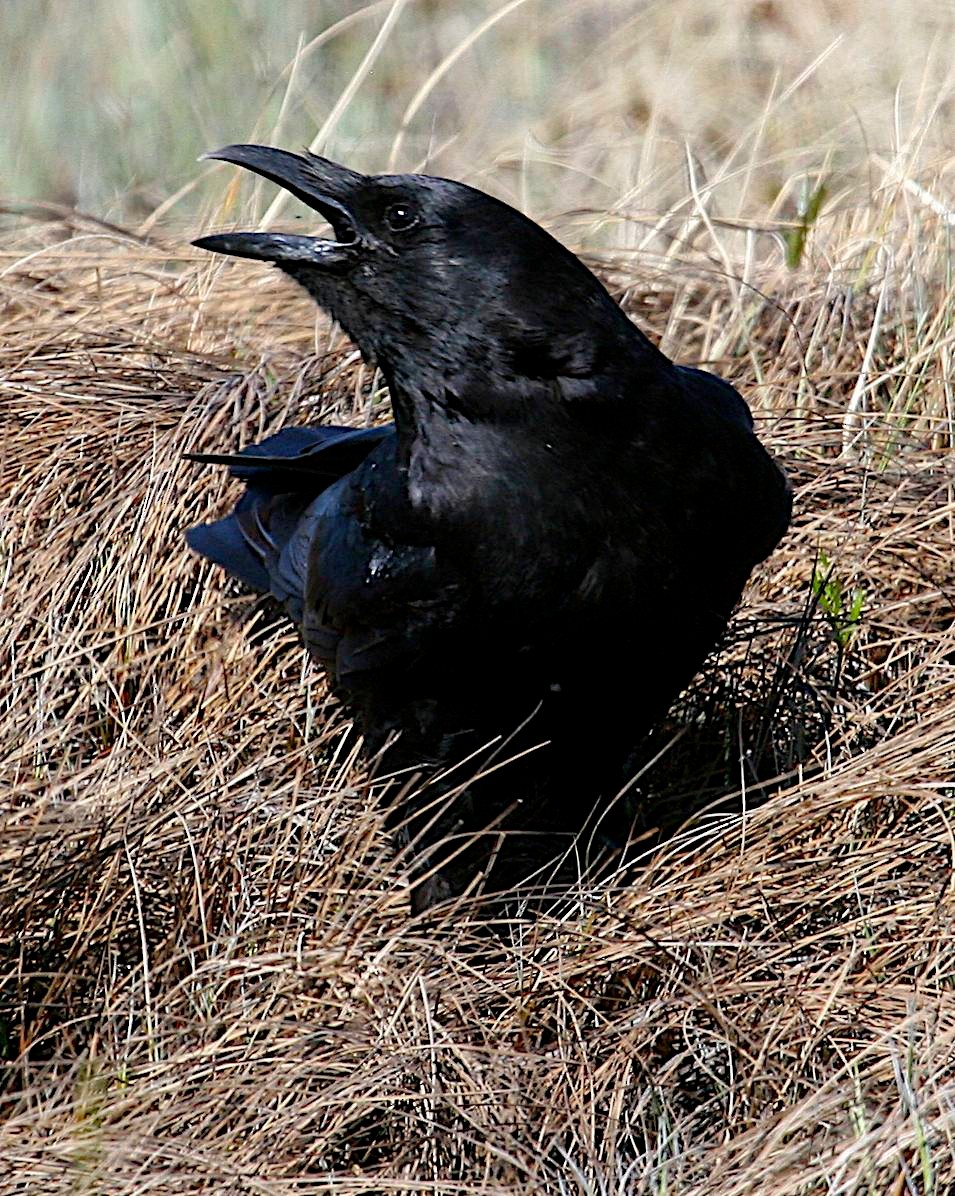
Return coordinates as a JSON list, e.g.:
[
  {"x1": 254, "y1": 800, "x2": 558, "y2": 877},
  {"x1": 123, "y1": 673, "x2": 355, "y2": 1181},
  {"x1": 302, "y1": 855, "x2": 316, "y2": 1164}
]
[{"x1": 193, "y1": 143, "x2": 366, "y2": 268}]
